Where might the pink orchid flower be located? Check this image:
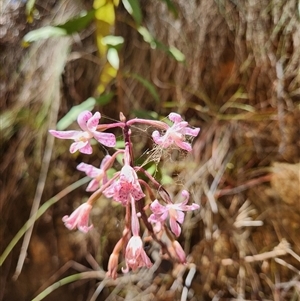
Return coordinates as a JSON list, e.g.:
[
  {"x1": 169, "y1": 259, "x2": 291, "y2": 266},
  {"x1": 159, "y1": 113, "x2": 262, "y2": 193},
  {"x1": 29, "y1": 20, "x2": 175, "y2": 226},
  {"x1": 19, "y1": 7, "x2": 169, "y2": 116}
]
[
  {"x1": 77, "y1": 155, "x2": 111, "y2": 191},
  {"x1": 62, "y1": 202, "x2": 93, "y2": 233},
  {"x1": 148, "y1": 190, "x2": 200, "y2": 237},
  {"x1": 123, "y1": 235, "x2": 152, "y2": 272},
  {"x1": 49, "y1": 111, "x2": 116, "y2": 154},
  {"x1": 104, "y1": 164, "x2": 145, "y2": 205},
  {"x1": 152, "y1": 112, "x2": 200, "y2": 152}
]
